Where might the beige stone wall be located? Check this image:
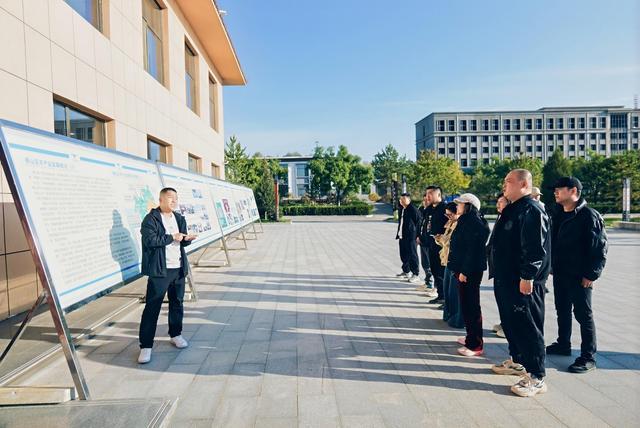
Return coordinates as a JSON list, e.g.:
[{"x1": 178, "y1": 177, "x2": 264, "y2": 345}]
[{"x1": 0, "y1": 0, "x2": 229, "y2": 319}]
